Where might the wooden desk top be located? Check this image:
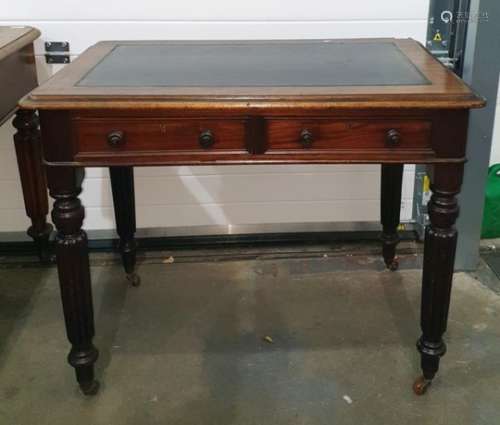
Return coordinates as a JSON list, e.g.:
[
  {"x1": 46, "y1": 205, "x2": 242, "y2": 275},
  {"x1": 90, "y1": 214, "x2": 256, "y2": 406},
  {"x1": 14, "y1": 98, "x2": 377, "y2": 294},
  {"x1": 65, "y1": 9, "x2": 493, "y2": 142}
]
[
  {"x1": 22, "y1": 39, "x2": 484, "y2": 110},
  {"x1": 0, "y1": 26, "x2": 40, "y2": 62}
]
